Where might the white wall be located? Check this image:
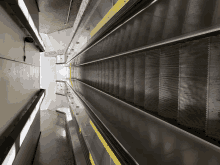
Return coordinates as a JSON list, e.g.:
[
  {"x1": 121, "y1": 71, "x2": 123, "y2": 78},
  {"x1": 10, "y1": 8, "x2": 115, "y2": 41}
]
[
  {"x1": 40, "y1": 54, "x2": 69, "y2": 111},
  {"x1": 56, "y1": 64, "x2": 68, "y2": 81},
  {"x1": 40, "y1": 53, "x2": 57, "y2": 110},
  {"x1": 0, "y1": 4, "x2": 40, "y2": 136}
]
